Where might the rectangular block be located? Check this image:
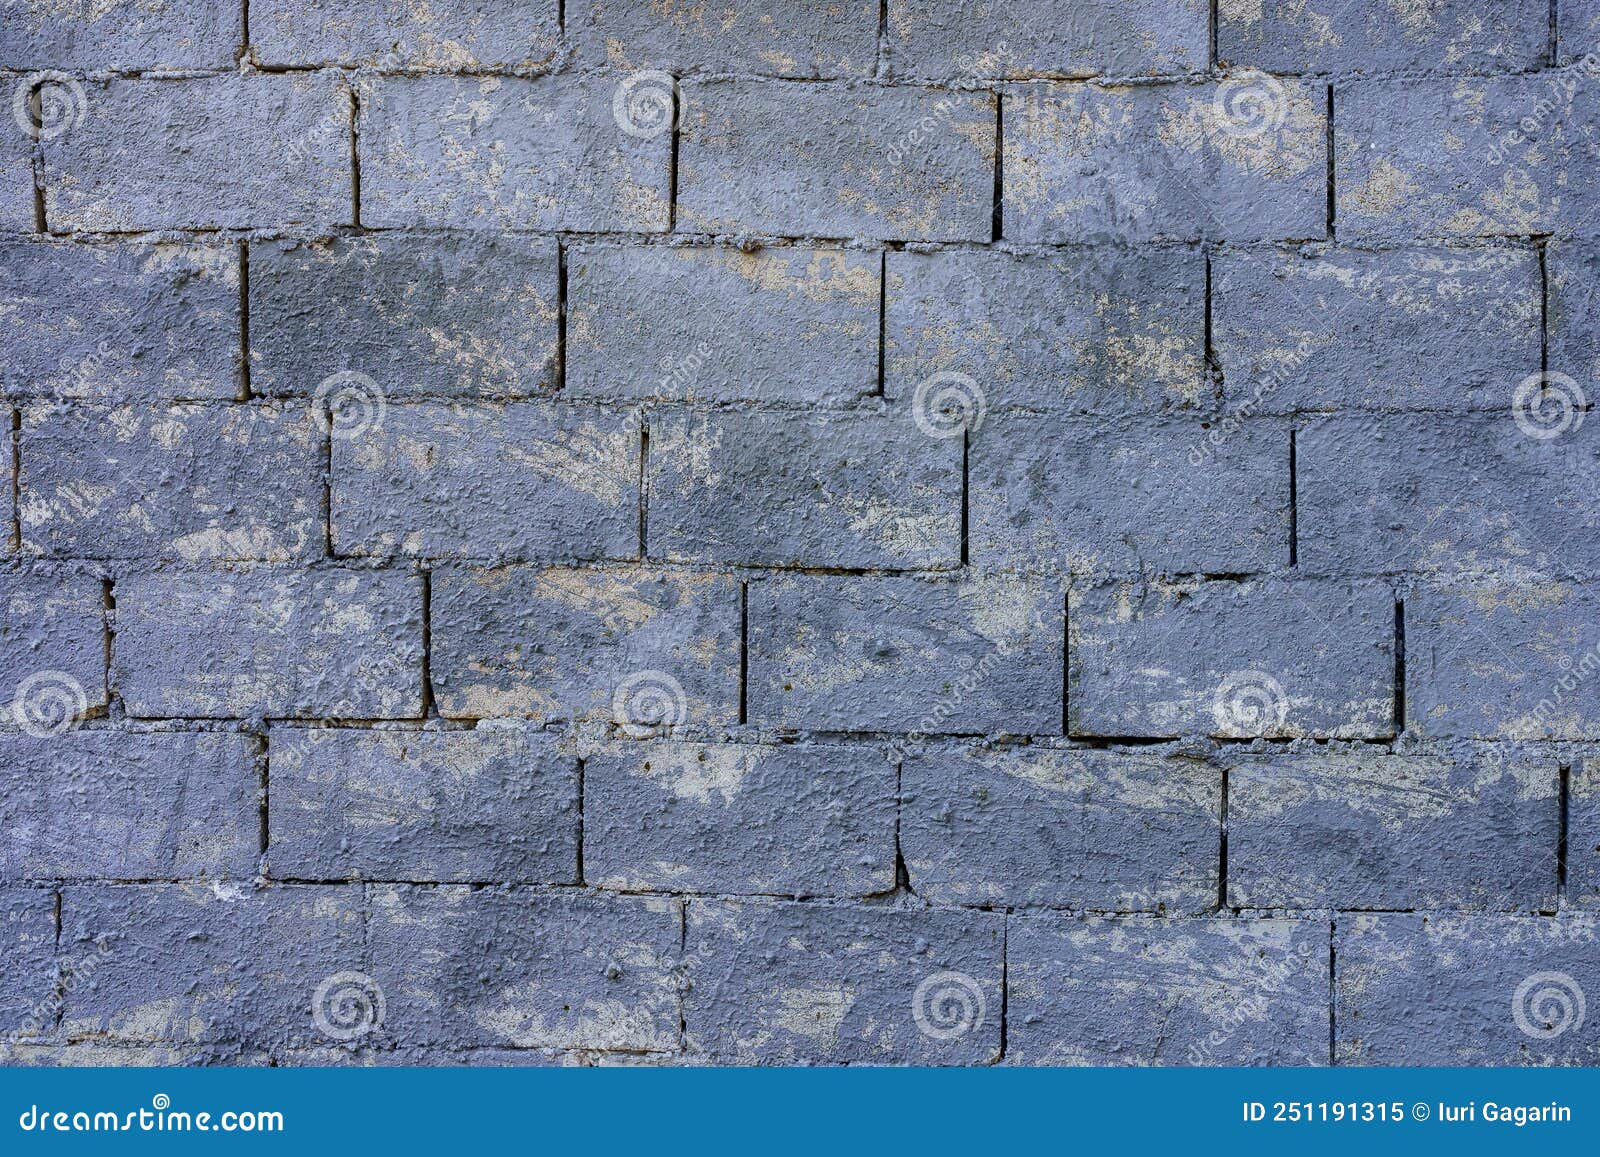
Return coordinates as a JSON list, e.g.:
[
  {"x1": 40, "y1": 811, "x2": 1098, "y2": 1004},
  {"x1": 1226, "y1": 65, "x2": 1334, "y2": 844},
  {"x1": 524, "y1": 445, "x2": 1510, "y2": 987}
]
[
  {"x1": 584, "y1": 741, "x2": 896, "y2": 897},
  {"x1": 114, "y1": 569, "x2": 423, "y2": 719},
  {"x1": 1213, "y1": 246, "x2": 1541, "y2": 413},
  {"x1": 748, "y1": 575, "x2": 1063, "y2": 733},
  {"x1": 430, "y1": 566, "x2": 739, "y2": 725},
  {"x1": 249, "y1": 234, "x2": 558, "y2": 400},
  {"x1": 368, "y1": 886, "x2": 680, "y2": 1051},
  {"x1": 61, "y1": 884, "x2": 364, "y2": 1046},
  {"x1": 902, "y1": 745, "x2": 1219, "y2": 909},
  {"x1": 332, "y1": 402, "x2": 639, "y2": 562},
  {"x1": 566, "y1": 244, "x2": 878, "y2": 405},
  {"x1": 1549, "y1": 241, "x2": 1600, "y2": 407},
  {"x1": 0, "y1": 573, "x2": 107, "y2": 728},
  {"x1": 42, "y1": 74, "x2": 350, "y2": 232},
  {"x1": 648, "y1": 411, "x2": 961, "y2": 569},
  {"x1": 0, "y1": 0, "x2": 240, "y2": 69},
  {"x1": 1297, "y1": 414, "x2": 1600, "y2": 578},
  {"x1": 678, "y1": 81, "x2": 995, "y2": 242},
  {"x1": 1409, "y1": 582, "x2": 1600, "y2": 739},
  {"x1": 1569, "y1": 758, "x2": 1600, "y2": 907},
  {"x1": 0, "y1": 887, "x2": 58, "y2": 1039},
  {"x1": 1068, "y1": 579, "x2": 1394, "y2": 739},
  {"x1": 0, "y1": 240, "x2": 238, "y2": 401},
  {"x1": 888, "y1": 0, "x2": 1208, "y2": 80},
  {"x1": 571, "y1": 0, "x2": 878, "y2": 77},
  {"x1": 22, "y1": 403, "x2": 322, "y2": 561},
  {"x1": 1337, "y1": 914, "x2": 1600, "y2": 1064},
  {"x1": 253, "y1": 0, "x2": 559, "y2": 70},
  {"x1": 1003, "y1": 82, "x2": 1326, "y2": 243},
  {"x1": 0, "y1": 731, "x2": 259, "y2": 881},
  {"x1": 1562, "y1": 1, "x2": 1600, "y2": 65},
  {"x1": 1219, "y1": 0, "x2": 1548, "y2": 73},
  {"x1": 1228, "y1": 745, "x2": 1558, "y2": 910},
  {"x1": 1007, "y1": 915, "x2": 1330, "y2": 1065},
  {"x1": 885, "y1": 245, "x2": 1207, "y2": 413},
  {"x1": 360, "y1": 75, "x2": 670, "y2": 232},
  {"x1": 0, "y1": 80, "x2": 31, "y2": 231},
  {"x1": 969, "y1": 413, "x2": 1288, "y2": 575},
  {"x1": 1337, "y1": 76, "x2": 1600, "y2": 241},
  {"x1": 268, "y1": 724, "x2": 577, "y2": 883},
  {"x1": 685, "y1": 900, "x2": 1002, "y2": 1064}
]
